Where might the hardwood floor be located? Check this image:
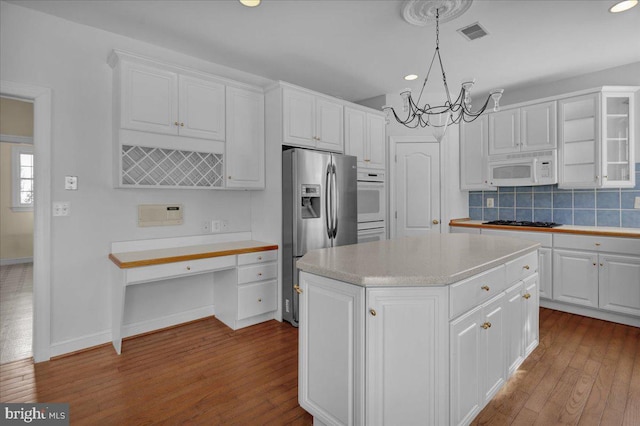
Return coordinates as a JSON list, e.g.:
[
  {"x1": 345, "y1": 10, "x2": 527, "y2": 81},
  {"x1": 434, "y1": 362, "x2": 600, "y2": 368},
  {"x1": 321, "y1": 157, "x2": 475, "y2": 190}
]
[{"x1": 0, "y1": 309, "x2": 638, "y2": 425}]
